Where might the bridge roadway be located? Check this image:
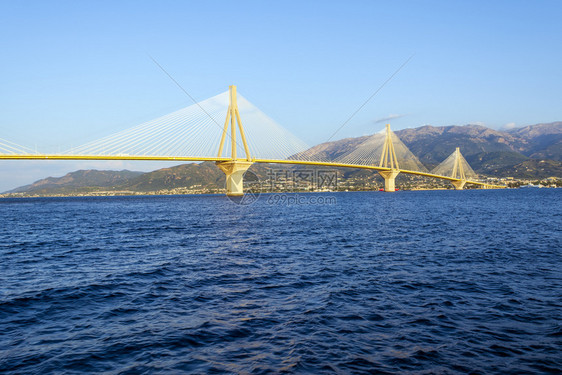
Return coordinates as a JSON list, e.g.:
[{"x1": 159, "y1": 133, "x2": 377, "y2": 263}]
[{"x1": 0, "y1": 154, "x2": 506, "y2": 189}]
